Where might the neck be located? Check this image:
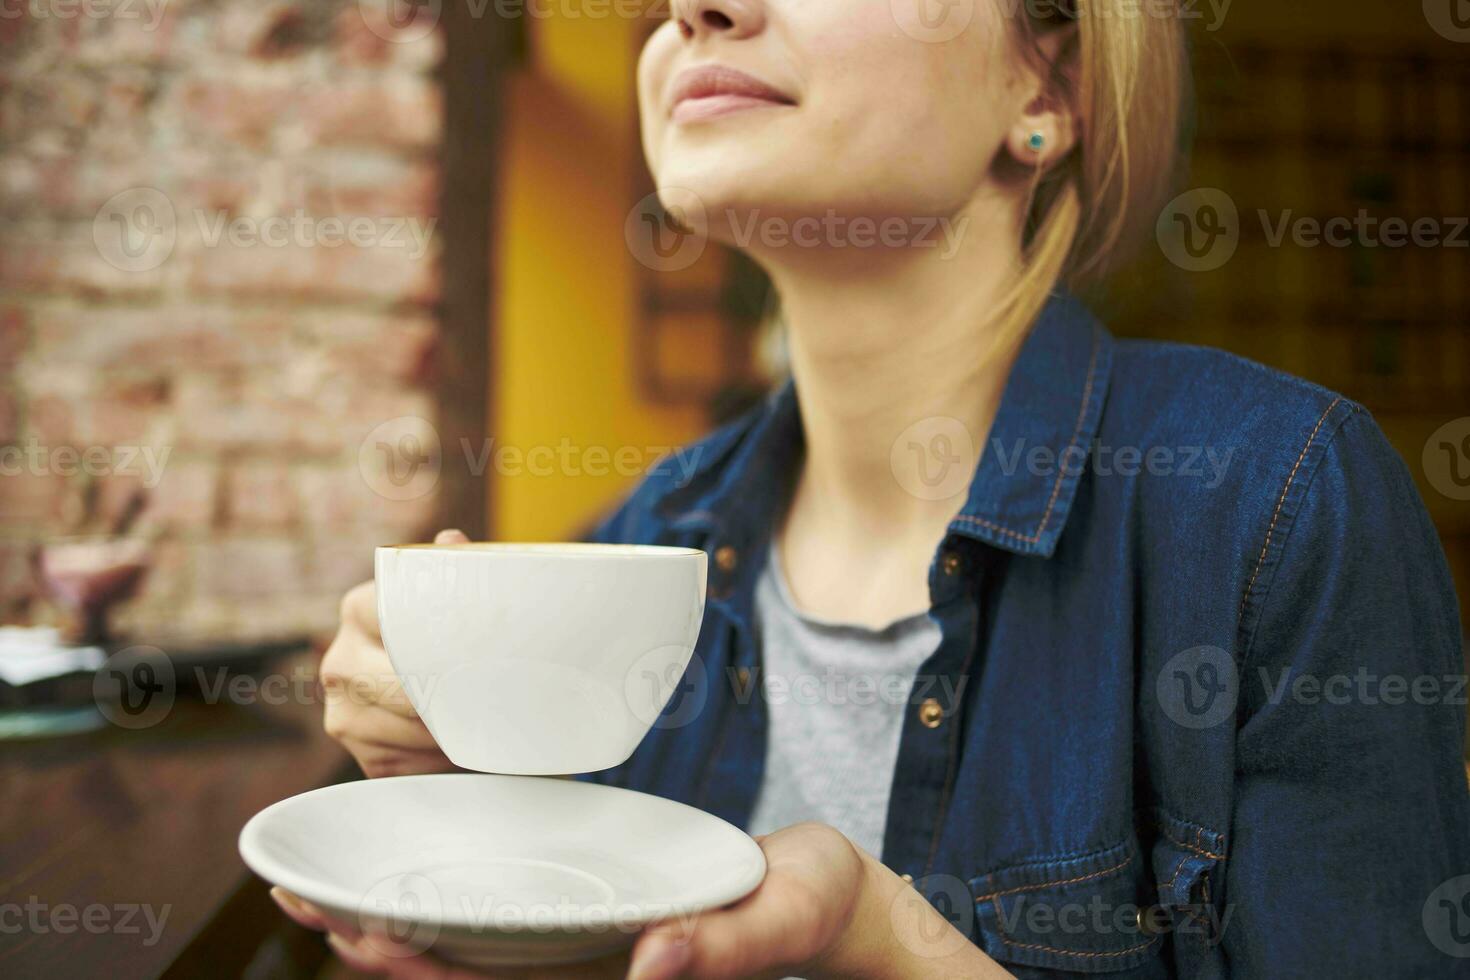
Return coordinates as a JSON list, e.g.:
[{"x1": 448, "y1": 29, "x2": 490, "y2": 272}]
[{"x1": 757, "y1": 197, "x2": 1027, "y2": 530}]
